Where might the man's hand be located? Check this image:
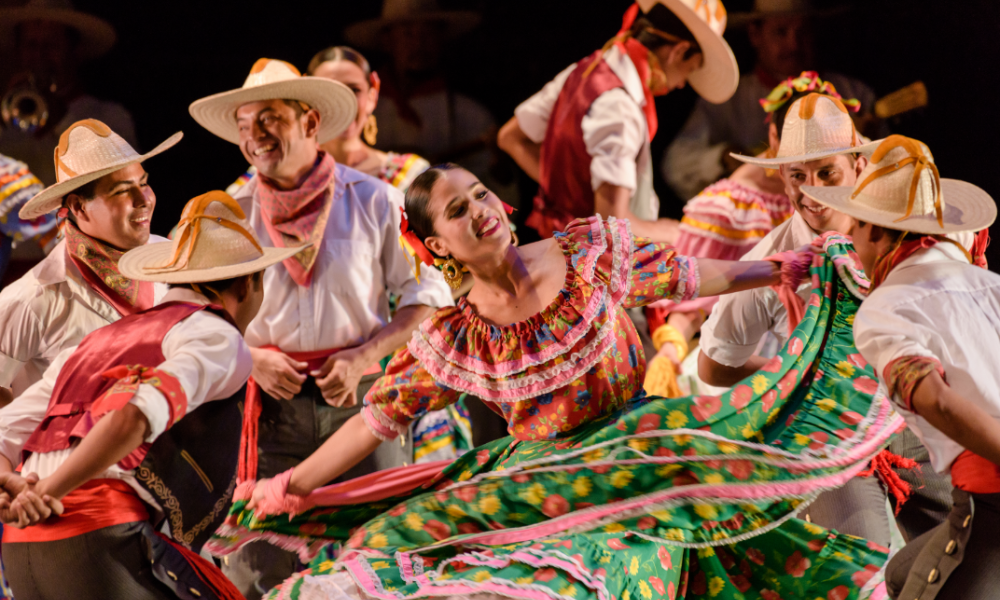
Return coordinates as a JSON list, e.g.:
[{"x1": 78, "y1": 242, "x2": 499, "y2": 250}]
[
  {"x1": 250, "y1": 347, "x2": 308, "y2": 400},
  {"x1": 0, "y1": 472, "x2": 64, "y2": 528},
  {"x1": 312, "y1": 347, "x2": 372, "y2": 408}
]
